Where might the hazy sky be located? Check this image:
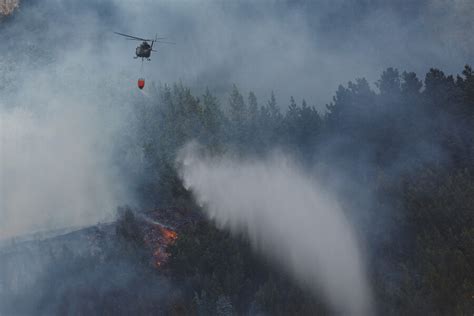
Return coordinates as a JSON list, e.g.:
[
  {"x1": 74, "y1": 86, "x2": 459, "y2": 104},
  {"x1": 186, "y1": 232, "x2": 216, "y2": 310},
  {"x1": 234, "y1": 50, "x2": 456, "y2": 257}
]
[{"x1": 1, "y1": 0, "x2": 473, "y2": 105}]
